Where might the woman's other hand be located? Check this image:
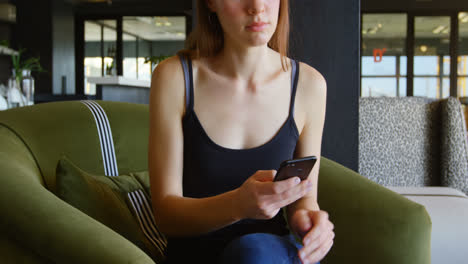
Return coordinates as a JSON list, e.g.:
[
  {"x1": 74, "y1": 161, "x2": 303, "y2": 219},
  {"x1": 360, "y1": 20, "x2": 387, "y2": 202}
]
[
  {"x1": 234, "y1": 171, "x2": 313, "y2": 220},
  {"x1": 290, "y1": 209, "x2": 334, "y2": 264}
]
